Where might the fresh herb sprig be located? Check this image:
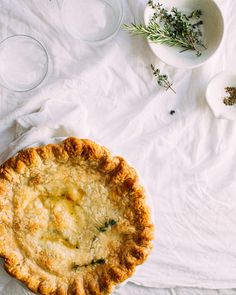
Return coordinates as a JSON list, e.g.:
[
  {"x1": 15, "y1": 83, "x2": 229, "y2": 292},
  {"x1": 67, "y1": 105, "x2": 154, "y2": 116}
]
[
  {"x1": 72, "y1": 258, "x2": 106, "y2": 270},
  {"x1": 151, "y1": 64, "x2": 175, "y2": 93},
  {"x1": 98, "y1": 219, "x2": 117, "y2": 233},
  {"x1": 123, "y1": 1, "x2": 206, "y2": 56}
]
